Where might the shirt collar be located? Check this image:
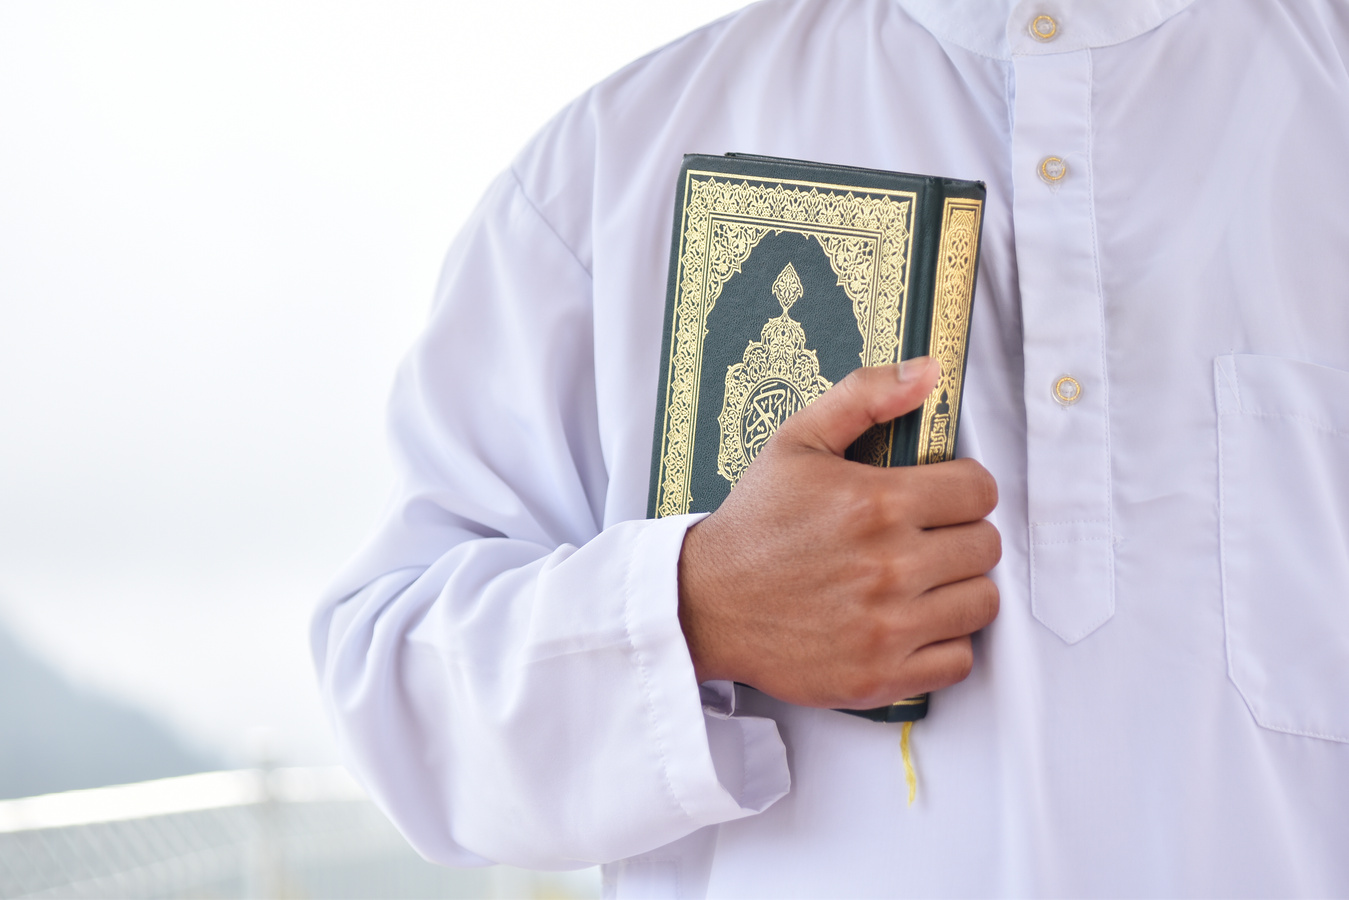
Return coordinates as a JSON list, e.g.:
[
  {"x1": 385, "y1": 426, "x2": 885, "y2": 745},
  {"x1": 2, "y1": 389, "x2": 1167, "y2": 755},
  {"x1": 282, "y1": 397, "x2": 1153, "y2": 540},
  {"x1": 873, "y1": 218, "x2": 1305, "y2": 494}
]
[{"x1": 895, "y1": 0, "x2": 1199, "y2": 60}]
